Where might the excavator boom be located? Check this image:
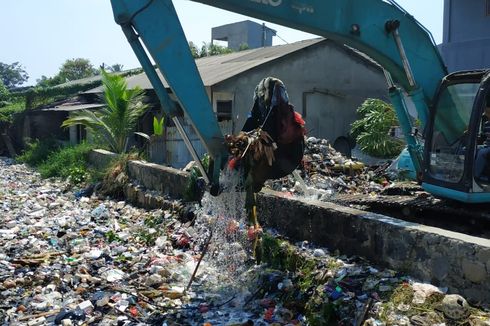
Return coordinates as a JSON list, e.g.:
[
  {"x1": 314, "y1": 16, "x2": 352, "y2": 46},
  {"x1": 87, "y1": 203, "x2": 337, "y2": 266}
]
[
  {"x1": 111, "y1": 0, "x2": 490, "y2": 203},
  {"x1": 111, "y1": 0, "x2": 226, "y2": 186}
]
